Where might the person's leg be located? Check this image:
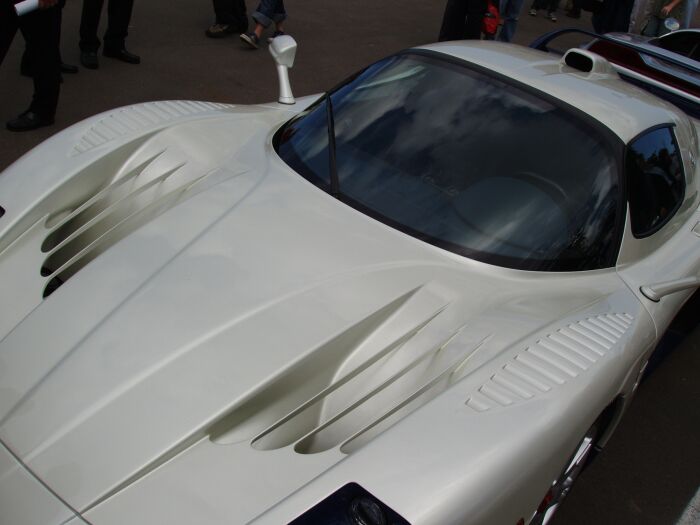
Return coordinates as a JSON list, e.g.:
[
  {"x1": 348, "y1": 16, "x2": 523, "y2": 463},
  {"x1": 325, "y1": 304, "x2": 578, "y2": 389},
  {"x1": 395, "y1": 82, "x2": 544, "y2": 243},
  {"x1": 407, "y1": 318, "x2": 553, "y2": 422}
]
[
  {"x1": 242, "y1": 0, "x2": 282, "y2": 47},
  {"x1": 11, "y1": 6, "x2": 61, "y2": 129},
  {"x1": 232, "y1": 0, "x2": 249, "y2": 32},
  {"x1": 465, "y1": 0, "x2": 488, "y2": 38},
  {"x1": 567, "y1": 0, "x2": 581, "y2": 17},
  {"x1": 682, "y1": 0, "x2": 697, "y2": 28},
  {"x1": 212, "y1": 0, "x2": 235, "y2": 25},
  {"x1": 273, "y1": 0, "x2": 286, "y2": 30},
  {"x1": 79, "y1": 0, "x2": 104, "y2": 52},
  {"x1": 498, "y1": 0, "x2": 525, "y2": 41},
  {"x1": 438, "y1": 0, "x2": 469, "y2": 41},
  {"x1": 0, "y1": 2, "x2": 19, "y2": 66},
  {"x1": 104, "y1": 0, "x2": 134, "y2": 52}
]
